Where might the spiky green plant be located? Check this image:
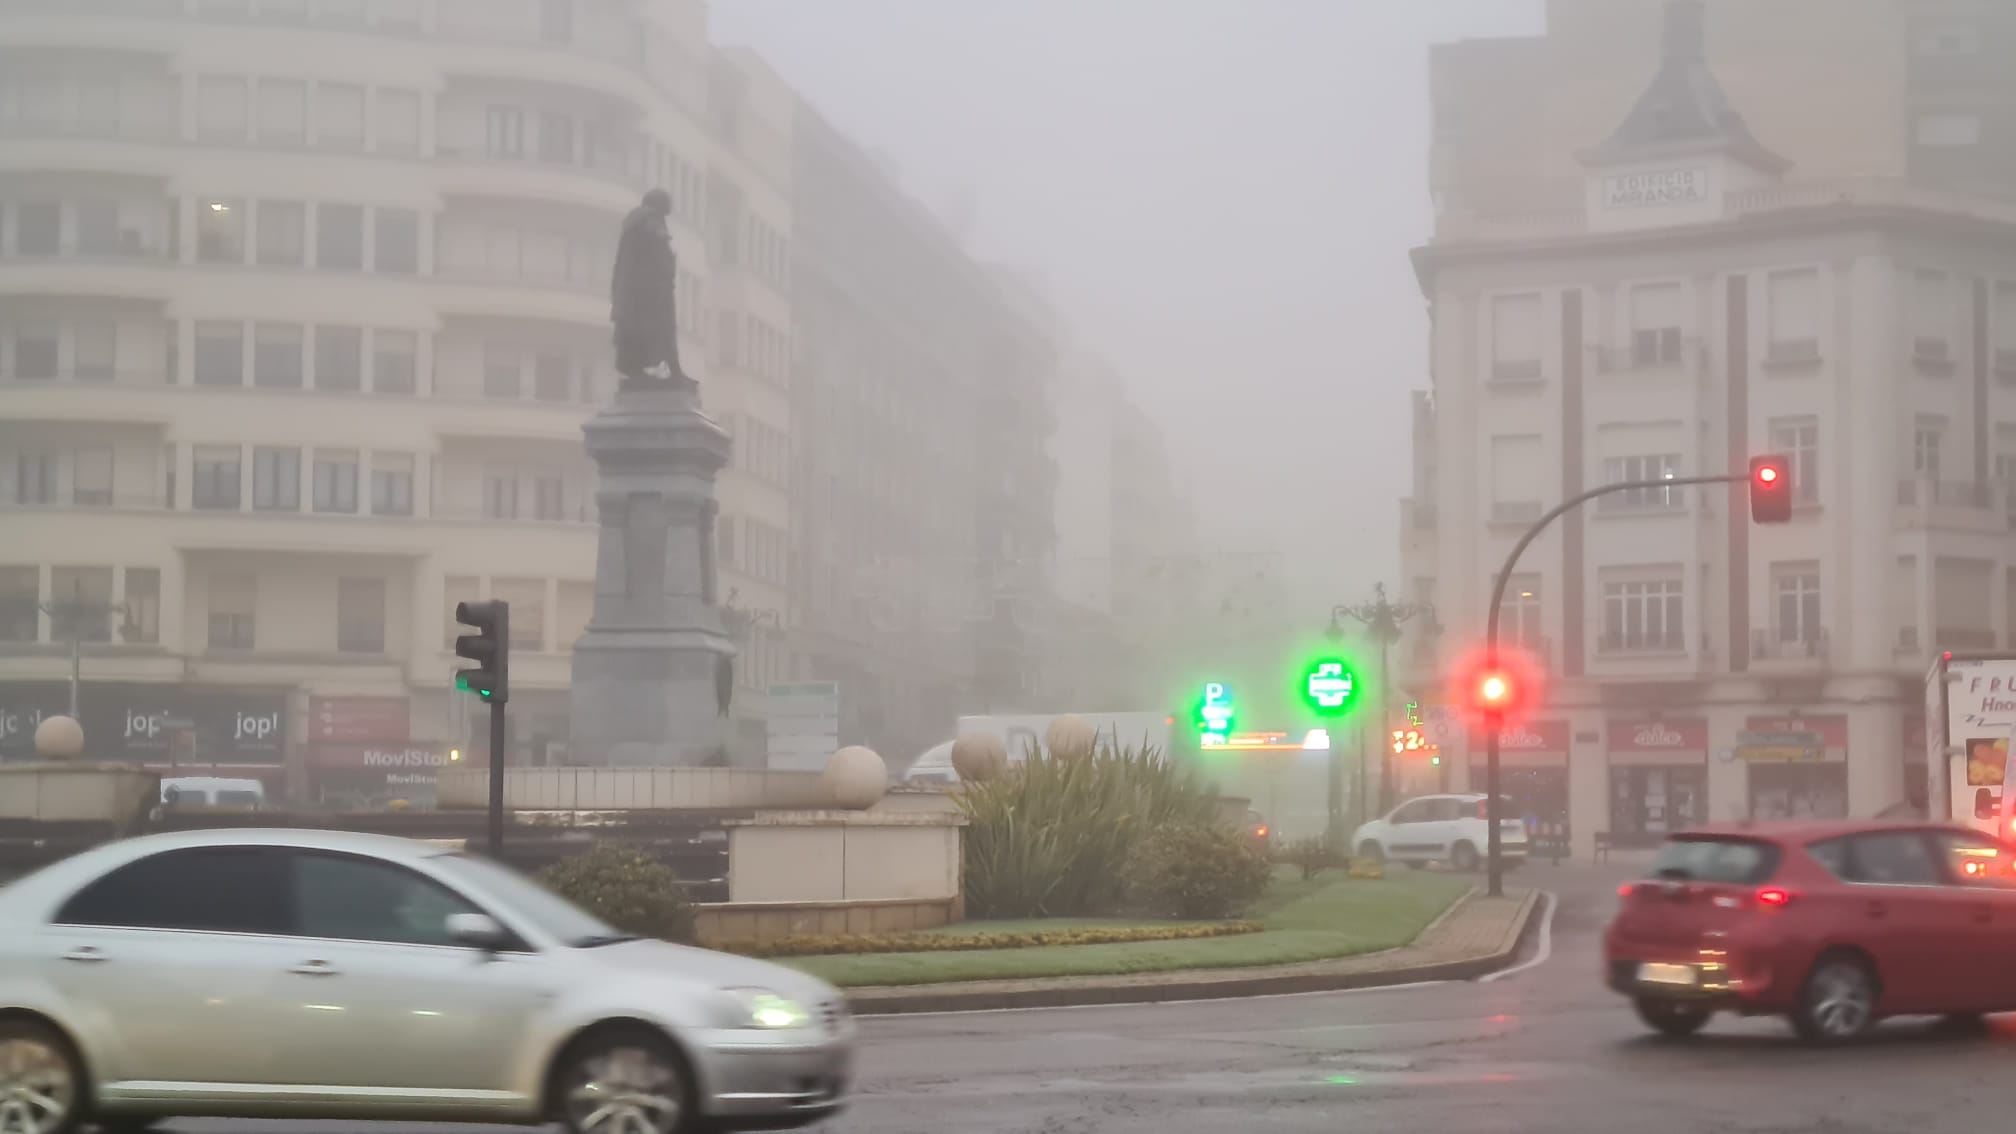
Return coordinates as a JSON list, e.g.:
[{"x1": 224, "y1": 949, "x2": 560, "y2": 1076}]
[{"x1": 955, "y1": 740, "x2": 1222, "y2": 918}]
